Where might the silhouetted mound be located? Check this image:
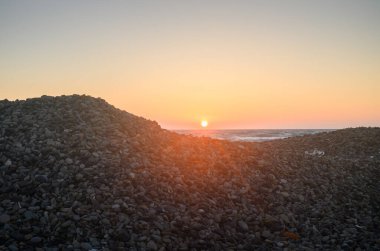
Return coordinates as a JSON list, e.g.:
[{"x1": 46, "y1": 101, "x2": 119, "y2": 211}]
[{"x1": 0, "y1": 95, "x2": 379, "y2": 250}]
